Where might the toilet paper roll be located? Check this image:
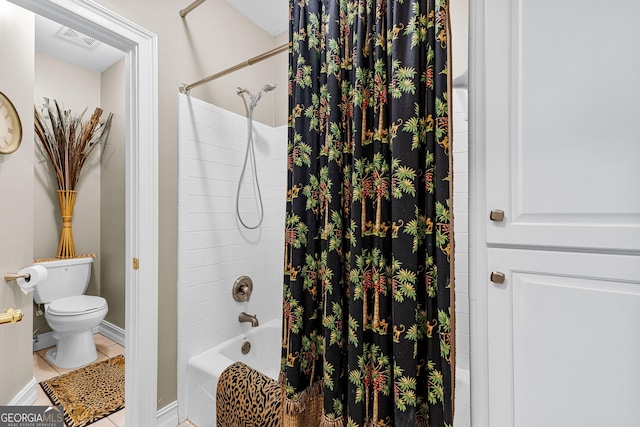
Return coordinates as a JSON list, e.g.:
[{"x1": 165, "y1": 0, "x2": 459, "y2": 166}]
[{"x1": 16, "y1": 265, "x2": 48, "y2": 295}]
